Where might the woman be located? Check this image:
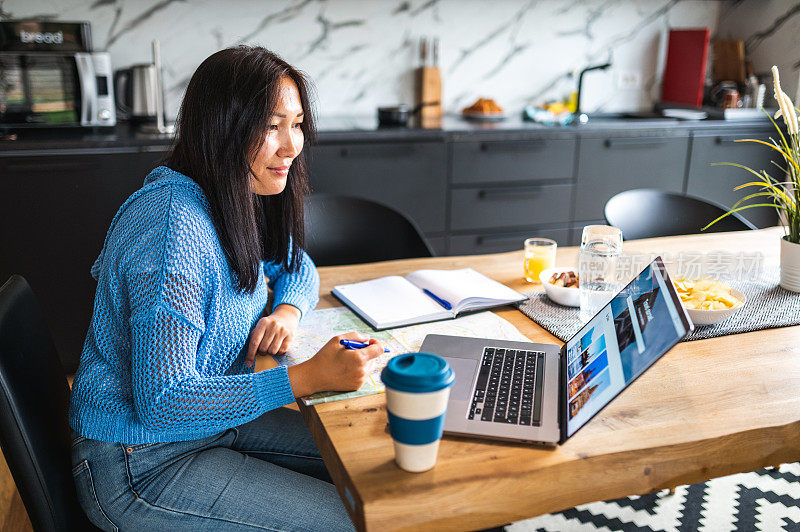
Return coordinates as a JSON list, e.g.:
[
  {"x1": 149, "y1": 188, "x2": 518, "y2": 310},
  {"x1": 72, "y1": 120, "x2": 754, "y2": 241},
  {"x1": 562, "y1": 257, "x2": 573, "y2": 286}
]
[{"x1": 68, "y1": 46, "x2": 382, "y2": 531}]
